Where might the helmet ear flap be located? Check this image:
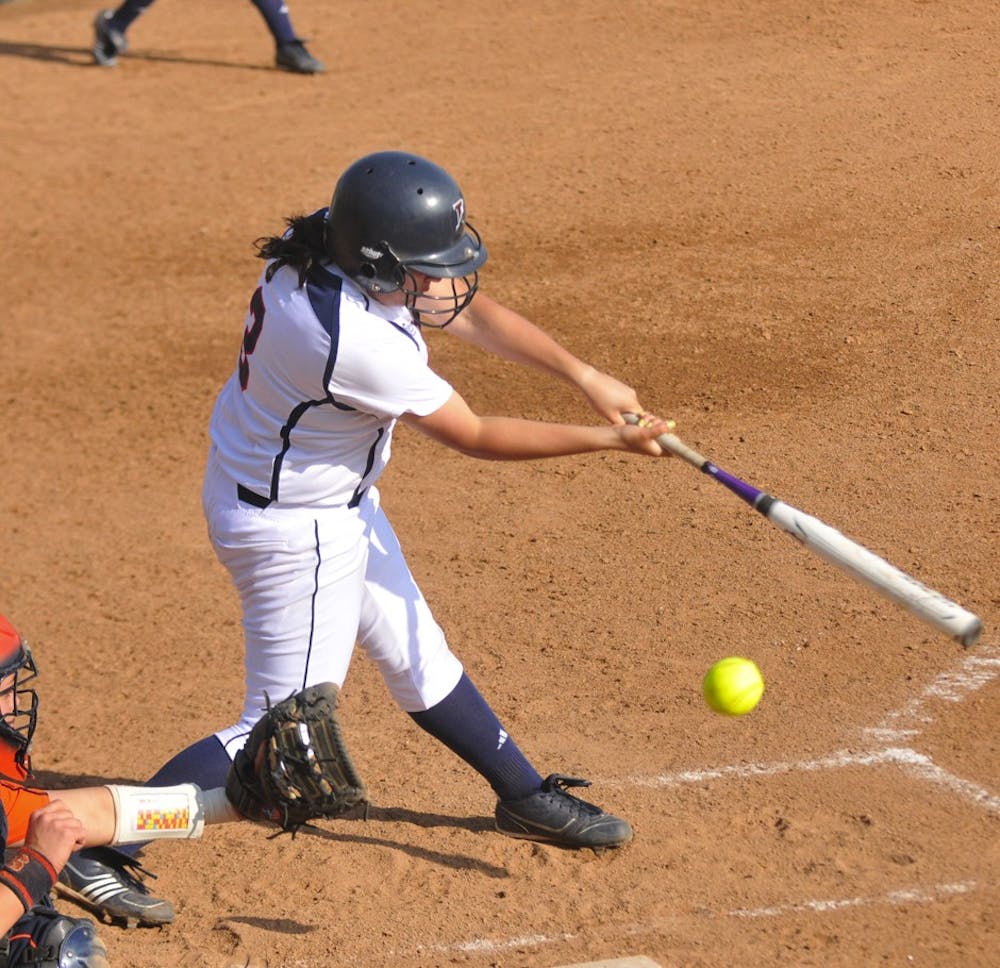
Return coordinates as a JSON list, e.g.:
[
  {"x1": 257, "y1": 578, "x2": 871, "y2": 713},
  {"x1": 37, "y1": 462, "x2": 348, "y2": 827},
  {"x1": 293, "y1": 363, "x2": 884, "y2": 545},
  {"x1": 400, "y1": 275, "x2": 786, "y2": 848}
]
[{"x1": 354, "y1": 244, "x2": 407, "y2": 295}]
